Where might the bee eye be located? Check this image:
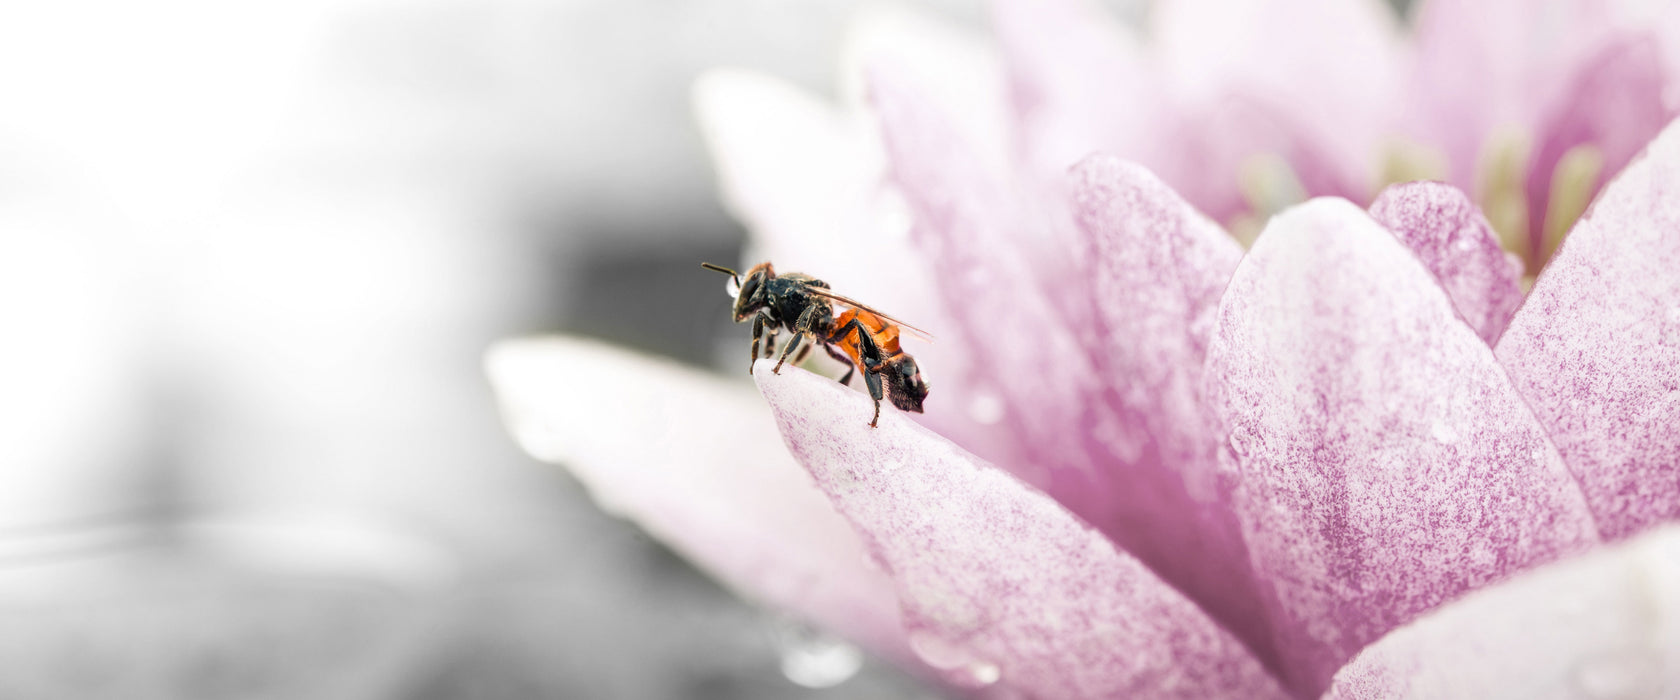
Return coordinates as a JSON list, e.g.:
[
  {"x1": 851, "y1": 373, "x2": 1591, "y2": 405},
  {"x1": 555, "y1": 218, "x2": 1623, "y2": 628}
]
[{"x1": 739, "y1": 277, "x2": 761, "y2": 302}]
